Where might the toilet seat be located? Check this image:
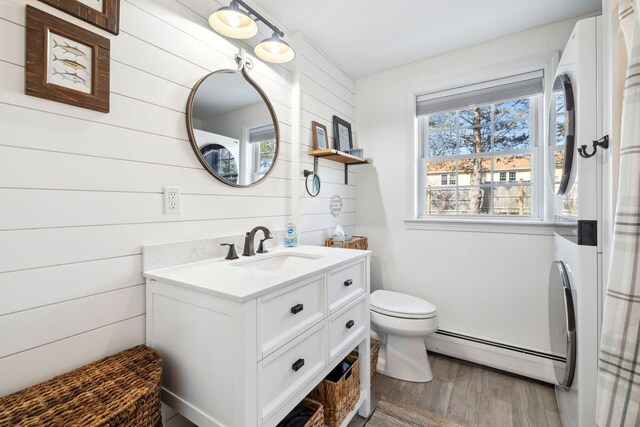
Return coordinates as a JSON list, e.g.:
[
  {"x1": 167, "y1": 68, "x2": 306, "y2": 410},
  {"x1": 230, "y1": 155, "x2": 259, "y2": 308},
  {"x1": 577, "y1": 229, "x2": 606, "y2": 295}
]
[{"x1": 370, "y1": 290, "x2": 437, "y2": 320}]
